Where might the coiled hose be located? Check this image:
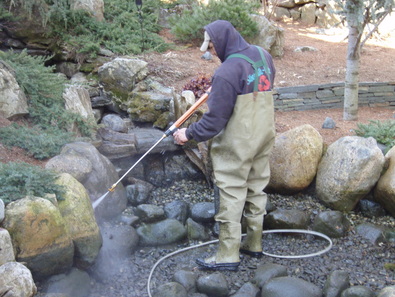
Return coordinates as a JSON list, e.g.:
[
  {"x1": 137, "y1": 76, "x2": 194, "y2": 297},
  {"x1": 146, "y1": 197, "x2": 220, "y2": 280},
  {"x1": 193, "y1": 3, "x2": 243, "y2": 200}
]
[{"x1": 147, "y1": 229, "x2": 333, "y2": 297}]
